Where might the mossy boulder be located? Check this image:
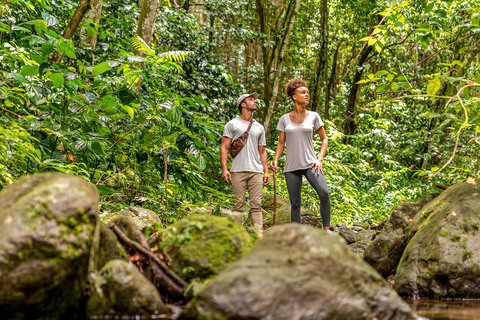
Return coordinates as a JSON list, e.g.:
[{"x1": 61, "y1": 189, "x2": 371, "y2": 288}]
[
  {"x1": 395, "y1": 180, "x2": 480, "y2": 298},
  {"x1": 363, "y1": 193, "x2": 439, "y2": 278},
  {"x1": 159, "y1": 214, "x2": 253, "y2": 281},
  {"x1": 87, "y1": 259, "x2": 166, "y2": 317},
  {"x1": 181, "y1": 224, "x2": 419, "y2": 320},
  {"x1": 94, "y1": 223, "x2": 127, "y2": 271},
  {"x1": 0, "y1": 173, "x2": 99, "y2": 318},
  {"x1": 100, "y1": 206, "x2": 161, "y2": 231}
]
